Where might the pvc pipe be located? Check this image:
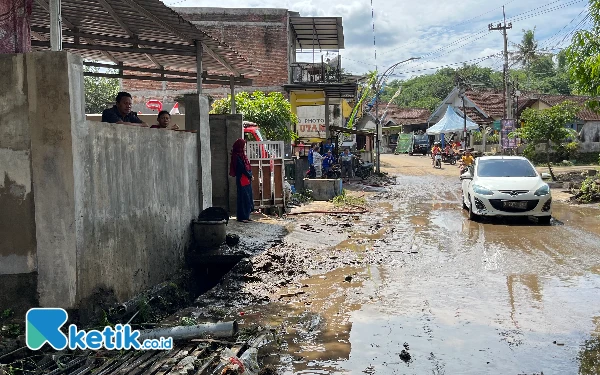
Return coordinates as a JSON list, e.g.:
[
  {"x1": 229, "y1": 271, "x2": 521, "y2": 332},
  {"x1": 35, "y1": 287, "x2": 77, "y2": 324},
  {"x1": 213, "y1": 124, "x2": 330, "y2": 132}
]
[{"x1": 138, "y1": 321, "x2": 238, "y2": 341}]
